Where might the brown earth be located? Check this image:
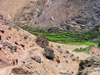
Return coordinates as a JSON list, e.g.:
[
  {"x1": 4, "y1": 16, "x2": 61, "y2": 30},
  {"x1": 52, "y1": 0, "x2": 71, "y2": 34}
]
[
  {"x1": 0, "y1": 24, "x2": 93, "y2": 75},
  {"x1": 0, "y1": 0, "x2": 100, "y2": 75},
  {"x1": 0, "y1": 0, "x2": 35, "y2": 21}
]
